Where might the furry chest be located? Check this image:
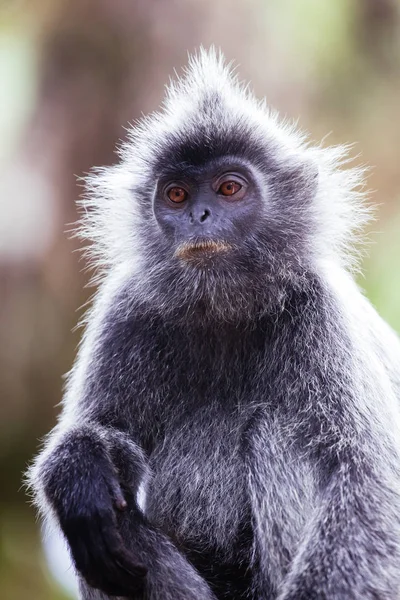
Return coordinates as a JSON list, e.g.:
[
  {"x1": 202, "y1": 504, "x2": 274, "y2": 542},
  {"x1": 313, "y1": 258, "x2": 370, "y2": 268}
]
[{"x1": 144, "y1": 405, "x2": 250, "y2": 554}]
